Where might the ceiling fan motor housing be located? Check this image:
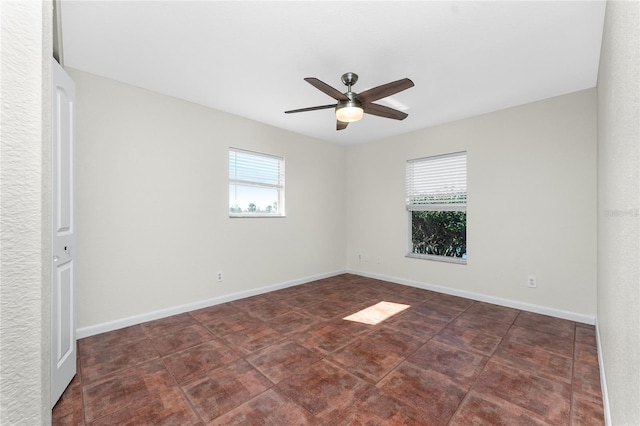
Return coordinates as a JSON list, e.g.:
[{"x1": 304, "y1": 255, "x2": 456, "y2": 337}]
[
  {"x1": 336, "y1": 96, "x2": 362, "y2": 111},
  {"x1": 335, "y1": 95, "x2": 363, "y2": 122}
]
